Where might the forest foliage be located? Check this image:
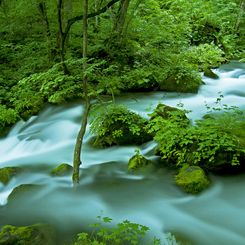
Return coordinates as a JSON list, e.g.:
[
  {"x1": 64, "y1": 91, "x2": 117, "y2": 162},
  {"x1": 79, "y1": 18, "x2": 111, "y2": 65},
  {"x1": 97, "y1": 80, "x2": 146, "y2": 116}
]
[{"x1": 0, "y1": 0, "x2": 245, "y2": 134}]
